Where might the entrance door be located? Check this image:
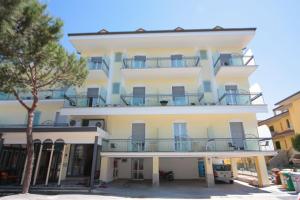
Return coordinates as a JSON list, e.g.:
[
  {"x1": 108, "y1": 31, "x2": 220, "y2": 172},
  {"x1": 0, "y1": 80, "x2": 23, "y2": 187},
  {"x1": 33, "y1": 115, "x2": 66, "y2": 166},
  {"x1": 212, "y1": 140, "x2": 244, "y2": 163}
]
[
  {"x1": 230, "y1": 122, "x2": 245, "y2": 150},
  {"x1": 172, "y1": 86, "x2": 186, "y2": 105},
  {"x1": 198, "y1": 160, "x2": 205, "y2": 177},
  {"x1": 225, "y1": 85, "x2": 238, "y2": 105},
  {"x1": 131, "y1": 123, "x2": 145, "y2": 151},
  {"x1": 173, "y1": 123, "x2": 189, "y2": 151},
  {"x1": 132, "y1": 158, "x2": 144, "y2": 180},
  {"x1": 67, "y1": 144, "x2": 93, "y2": 177},
  {"x1": 132, "y1": 87, "x2": 145, "y2": 106}
]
